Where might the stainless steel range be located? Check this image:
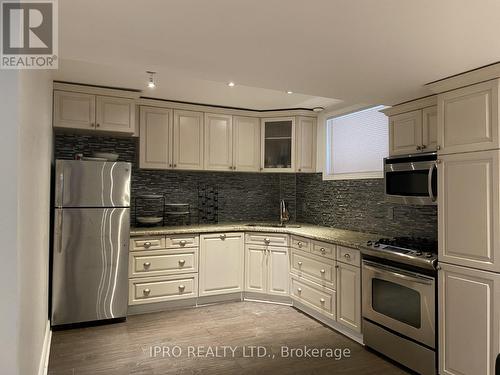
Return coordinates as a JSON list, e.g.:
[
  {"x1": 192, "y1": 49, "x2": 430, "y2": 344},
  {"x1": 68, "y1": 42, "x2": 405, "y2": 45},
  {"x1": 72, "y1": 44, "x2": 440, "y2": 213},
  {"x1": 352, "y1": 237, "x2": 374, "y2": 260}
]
[{"x1": 360, "y1": 237, "x2": 438, "y2": 375}]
